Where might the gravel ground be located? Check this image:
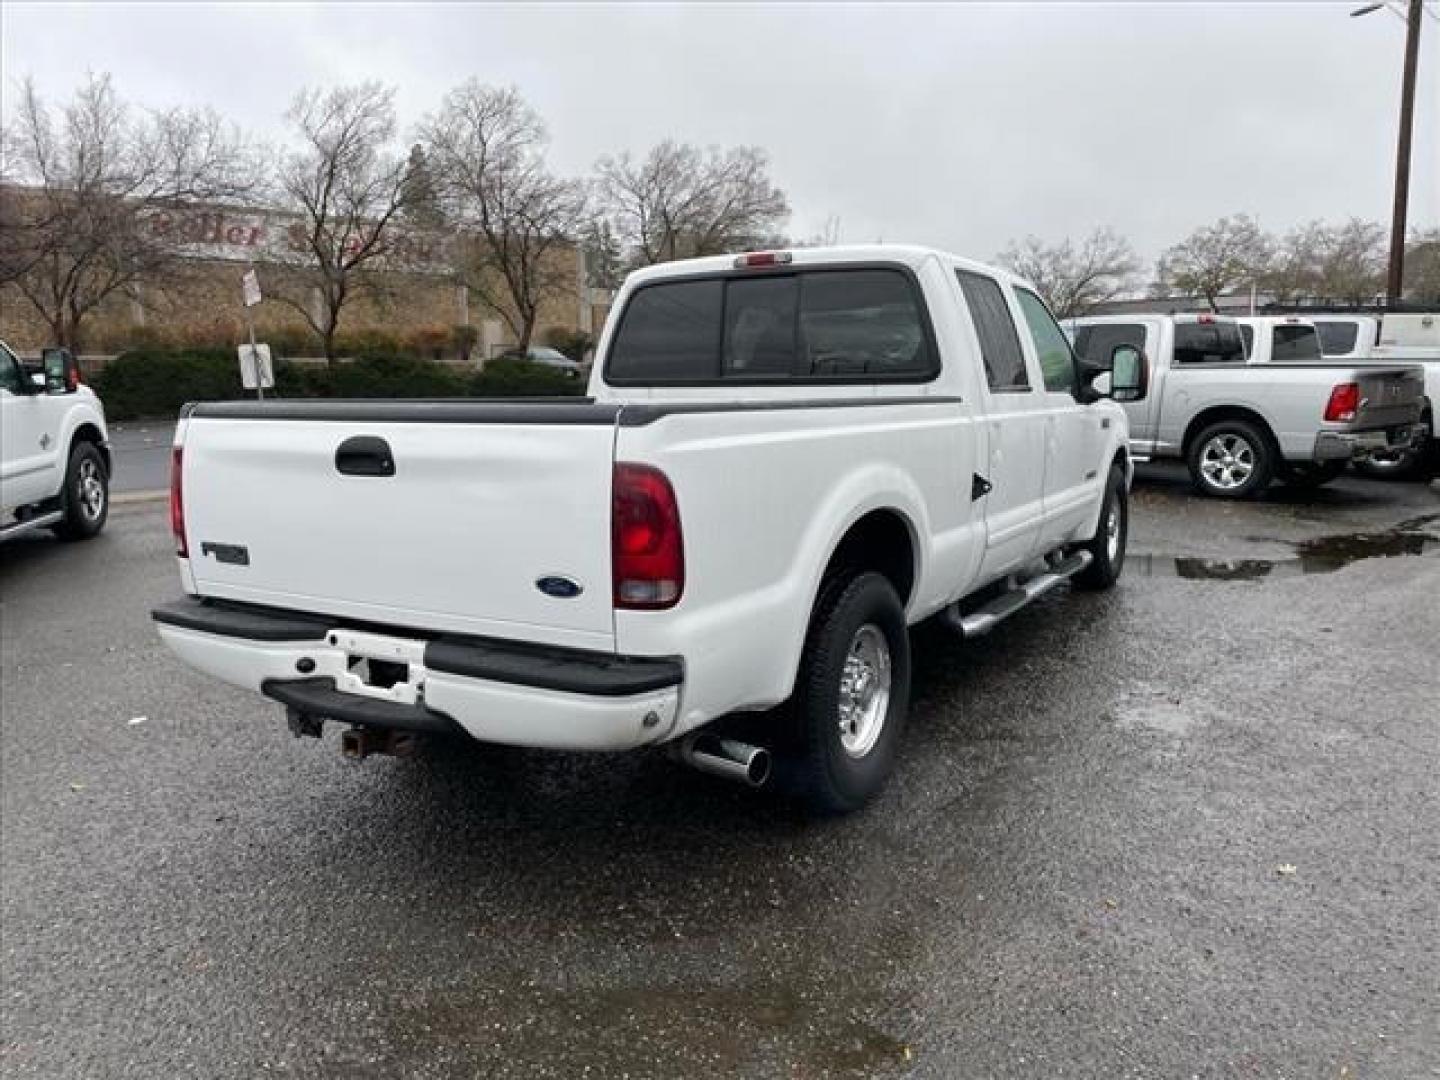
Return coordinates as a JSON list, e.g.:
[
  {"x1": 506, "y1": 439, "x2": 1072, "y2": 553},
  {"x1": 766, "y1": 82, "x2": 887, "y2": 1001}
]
[{"x1": 2, "y1": 468, "x2": 1437, "y2": 1079}]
